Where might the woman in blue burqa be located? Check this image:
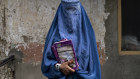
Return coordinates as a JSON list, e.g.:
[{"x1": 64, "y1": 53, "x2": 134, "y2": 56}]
[{"x1": 41, "y1": 0, "x2": 101, "y2": 79}]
